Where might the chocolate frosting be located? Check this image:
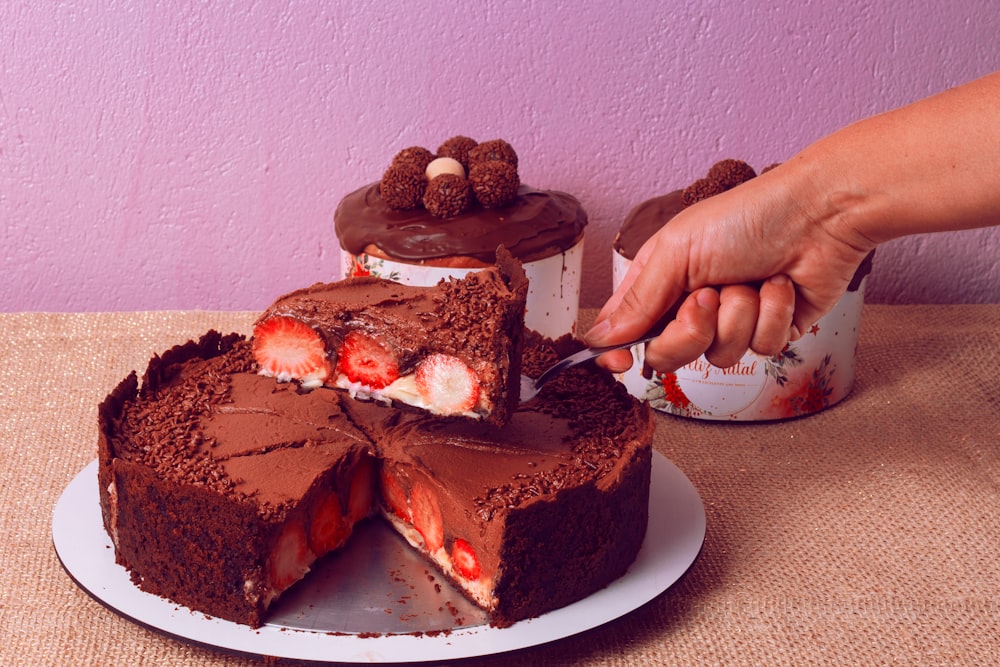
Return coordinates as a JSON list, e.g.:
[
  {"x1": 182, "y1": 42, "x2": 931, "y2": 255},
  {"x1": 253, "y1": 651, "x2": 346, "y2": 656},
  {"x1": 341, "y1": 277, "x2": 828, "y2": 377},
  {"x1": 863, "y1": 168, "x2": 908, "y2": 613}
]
[
  {"x1": 613, "y1": 189, "x2": 686, "y2": 260},
  {"x1": 334, "y1": 182, "x2": 587, "y2": 263}
]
